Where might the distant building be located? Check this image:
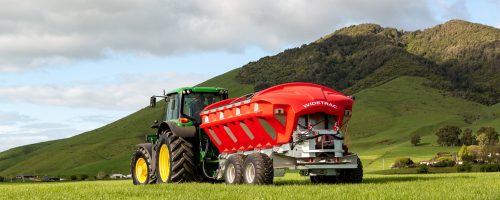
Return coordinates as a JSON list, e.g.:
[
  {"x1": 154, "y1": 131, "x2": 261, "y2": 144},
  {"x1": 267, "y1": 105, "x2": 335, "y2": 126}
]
[
  {"x1": 44, "y1": 177, "x2": 61, "y2": 182},
  {"x1": 418, "y1": 161, "x2": 438, "y2": 166},
  {"x1": 109, "y1": 174, "x2": 125, "y2": 179},
  {"x1": 124, "y1": 174, "x2": 132, "y2": 179},
  {"x1": 15, "y1": 174, "x2": 36, "y2": 181}
]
